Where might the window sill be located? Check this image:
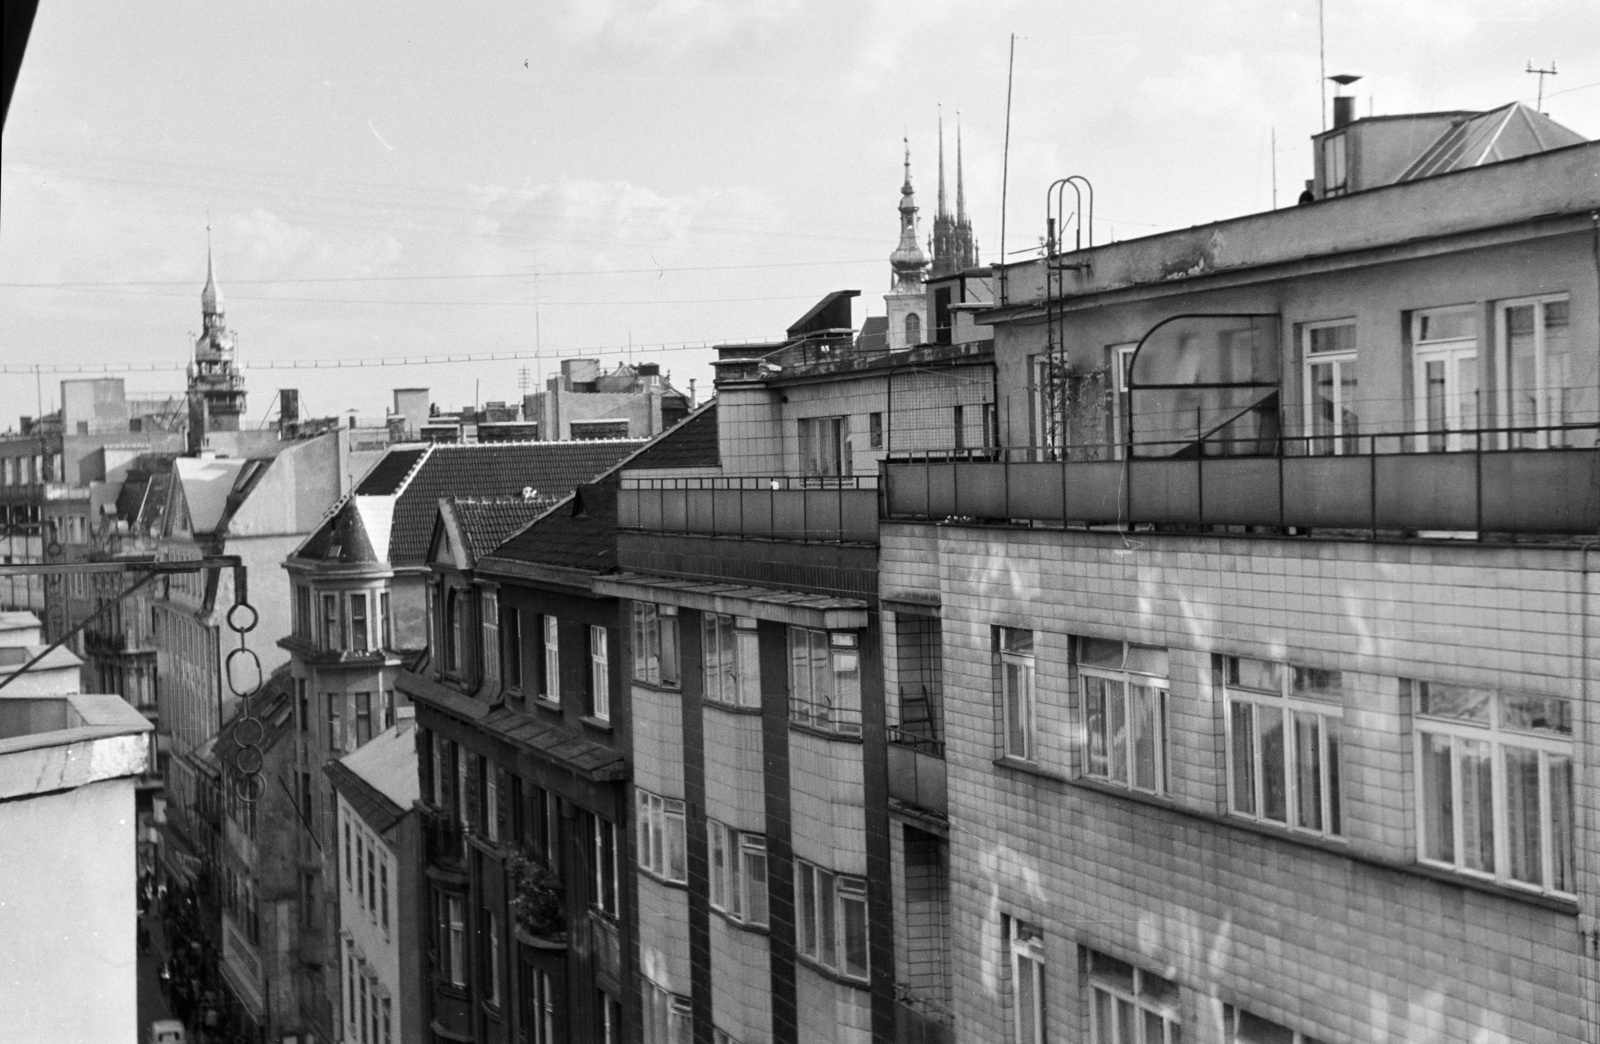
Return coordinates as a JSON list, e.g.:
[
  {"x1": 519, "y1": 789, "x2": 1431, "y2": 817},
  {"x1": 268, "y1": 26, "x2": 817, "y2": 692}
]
[
  {"x1": 637, "y1": 869, "x2": 689, "y2": 891},
  {"x1": 795, "y1": 955, "x2": 871, "y2": 991},
  {"x1": 530, "y1": 695, "x2": 563, "y2": 714},
  {"x1": 703, "y1": 698, "x2": 763, "y2": 716},
  {"x1": 580, "y1": 714, "x2": 613, "y2": 732},
  {"x1": 632, "y1": 678, "x2": 683, "y2": 695},
  {"x1": 992, "y1": 757, "x2": 1582, "y2": 915},
  {"x1": 788, "y1": 719, "x2": 864, "y2": 743},
  {"x1": 709, "y1": 906, "x2": 769, "y2": 936}
]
